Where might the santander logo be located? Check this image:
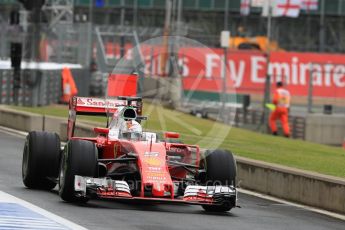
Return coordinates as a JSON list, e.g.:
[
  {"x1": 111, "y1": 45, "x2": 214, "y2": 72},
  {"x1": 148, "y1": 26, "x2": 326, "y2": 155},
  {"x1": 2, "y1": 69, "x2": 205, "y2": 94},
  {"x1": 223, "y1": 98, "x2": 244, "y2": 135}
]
[
  {"x1": 77, "y1": 98, "x2": 85, "y2": 105},
  {"x1": 76, "y1": 97, "x2": 129, "y2": 108}
]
